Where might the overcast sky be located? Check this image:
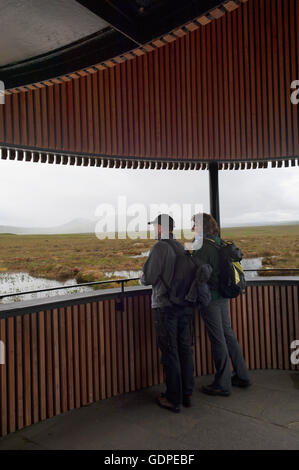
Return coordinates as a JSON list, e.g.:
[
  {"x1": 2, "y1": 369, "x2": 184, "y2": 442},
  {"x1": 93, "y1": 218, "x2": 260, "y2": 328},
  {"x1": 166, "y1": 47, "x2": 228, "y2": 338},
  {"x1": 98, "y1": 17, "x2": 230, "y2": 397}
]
[{"x1": 0, "y1": 159, "x2": 299, "y2": 229}]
